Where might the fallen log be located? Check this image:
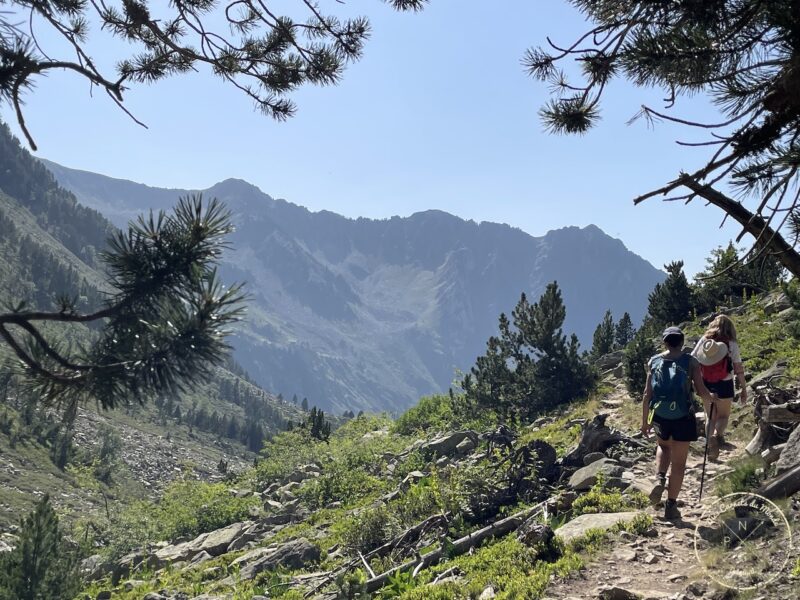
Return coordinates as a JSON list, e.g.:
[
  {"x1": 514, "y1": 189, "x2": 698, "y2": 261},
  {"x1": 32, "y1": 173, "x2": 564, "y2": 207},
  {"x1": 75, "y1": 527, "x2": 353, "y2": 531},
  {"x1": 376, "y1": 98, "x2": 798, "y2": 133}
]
[
  {"x1": 761, "y1": 443, "x2": 787, "y2": 466},
  {"x1": 364, "y1": 503, "x2": 546, "y2": 593},
  {"x1": 763, "y1": 401, "x2": 800, "y2": 423},
  {"x1": 745, "y1": 421, "x2": 772, "y2": 456},
  {"x1": 756, "y1": 462, "x2": 800, "y2": 500}
]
